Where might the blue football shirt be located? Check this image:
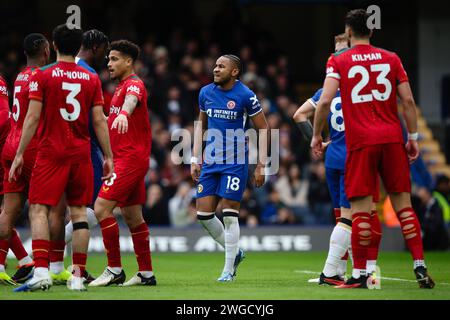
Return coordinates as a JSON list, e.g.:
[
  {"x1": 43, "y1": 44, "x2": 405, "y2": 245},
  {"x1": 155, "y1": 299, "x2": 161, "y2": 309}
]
[
  {"x1": 309, "y1": 88, "x2": 346, "y2": 170},
  {"x1": 198, "y1": 80, "x2": 262, "y2": 168}
]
